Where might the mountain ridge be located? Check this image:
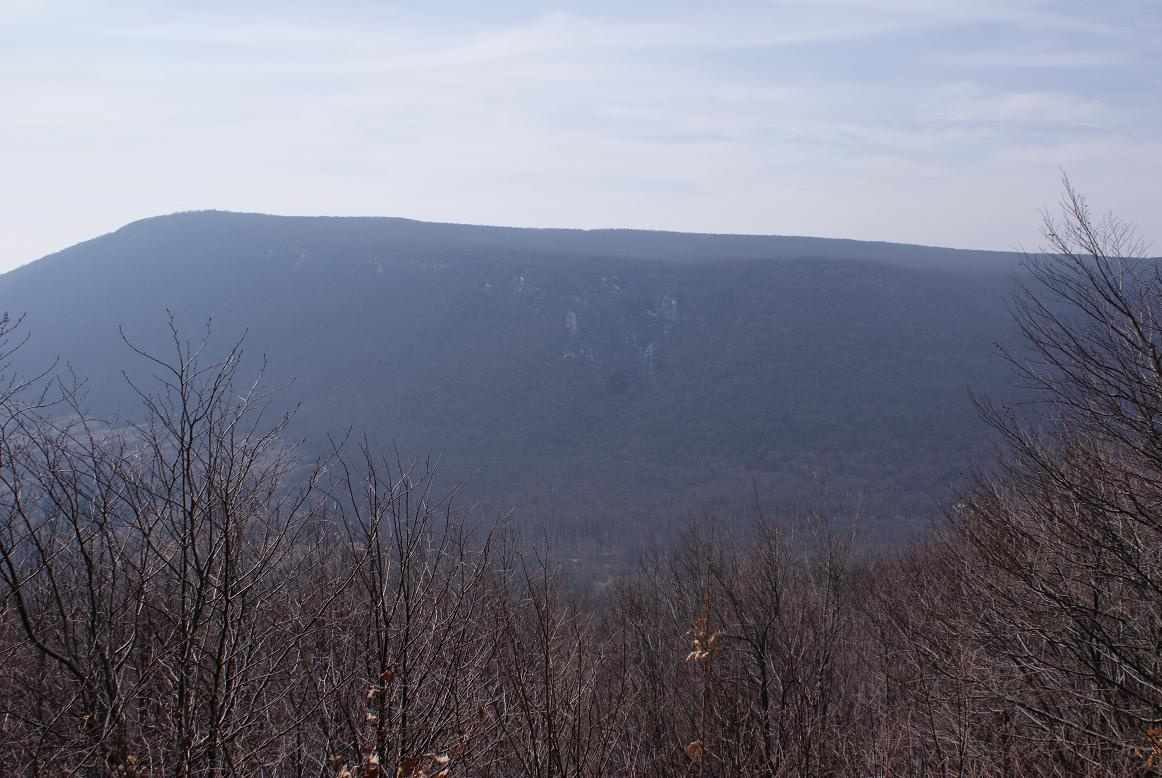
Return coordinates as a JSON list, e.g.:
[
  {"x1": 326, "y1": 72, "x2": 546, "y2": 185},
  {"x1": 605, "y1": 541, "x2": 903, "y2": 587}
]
[
  {"x1": 8, "y1": 210, "x2": 1022, "y2": 279},
  {"x1": 0, "y1": 210, "x2": 1023, "y2": 560}
]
